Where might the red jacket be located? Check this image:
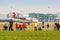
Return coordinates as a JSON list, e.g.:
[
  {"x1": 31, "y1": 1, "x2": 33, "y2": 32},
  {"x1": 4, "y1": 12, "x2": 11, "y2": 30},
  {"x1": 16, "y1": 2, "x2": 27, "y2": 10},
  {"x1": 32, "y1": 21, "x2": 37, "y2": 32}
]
[
  {"x1": 21, "y1": 23, "x2": 26, "y2": 28},
  {"x1": 15, "y1": 23, "x2": 18, "y2": 28}
]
